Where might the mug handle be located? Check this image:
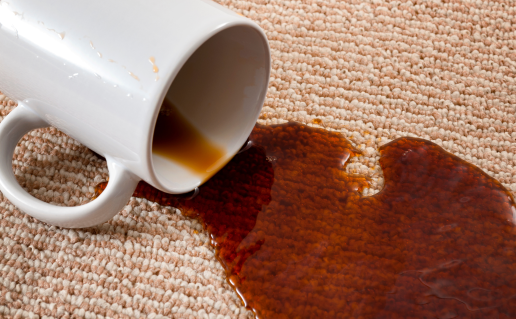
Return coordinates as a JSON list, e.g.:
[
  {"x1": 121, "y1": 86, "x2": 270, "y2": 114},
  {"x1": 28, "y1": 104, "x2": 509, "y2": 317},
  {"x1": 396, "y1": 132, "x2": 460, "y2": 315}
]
[{"x1": 0, "y1": 104, "x2": 140, "y2": 228}]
